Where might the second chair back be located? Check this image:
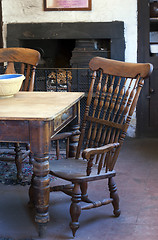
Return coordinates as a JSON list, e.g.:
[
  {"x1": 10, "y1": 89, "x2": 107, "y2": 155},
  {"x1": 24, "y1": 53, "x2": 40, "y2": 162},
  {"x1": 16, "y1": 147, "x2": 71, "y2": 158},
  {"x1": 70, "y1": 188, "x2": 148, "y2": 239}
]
[{"x1": 0, "y1": 47, "x2": 40, "y2": 91}]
